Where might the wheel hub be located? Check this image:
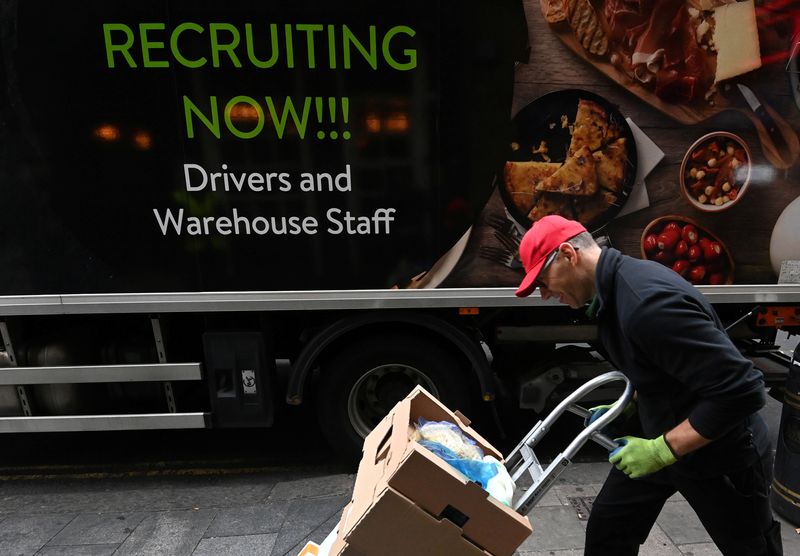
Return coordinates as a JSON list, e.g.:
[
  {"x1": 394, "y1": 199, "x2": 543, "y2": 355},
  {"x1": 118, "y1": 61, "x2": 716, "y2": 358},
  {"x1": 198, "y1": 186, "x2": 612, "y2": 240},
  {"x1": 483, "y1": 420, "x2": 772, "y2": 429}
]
[{"x1": 347, "y1": 363, "x2": 439, "y2": 438}]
